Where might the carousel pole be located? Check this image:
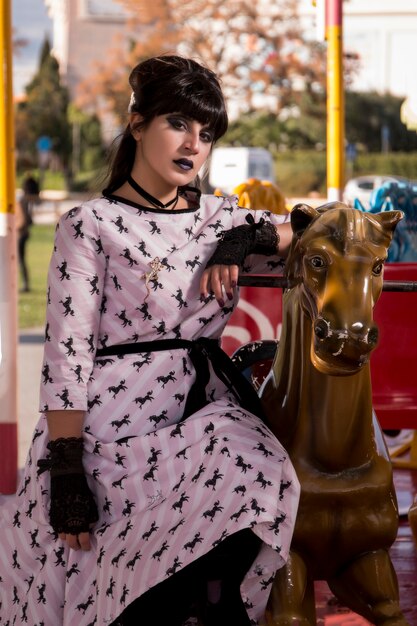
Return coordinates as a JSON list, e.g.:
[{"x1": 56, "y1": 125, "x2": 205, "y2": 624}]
[
  {"x1": 0, "y1": 0, "x2": 19, "y2": 493},
  {"x1": 326, "y1": 0, "x2": 345, "y2": 201}
]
